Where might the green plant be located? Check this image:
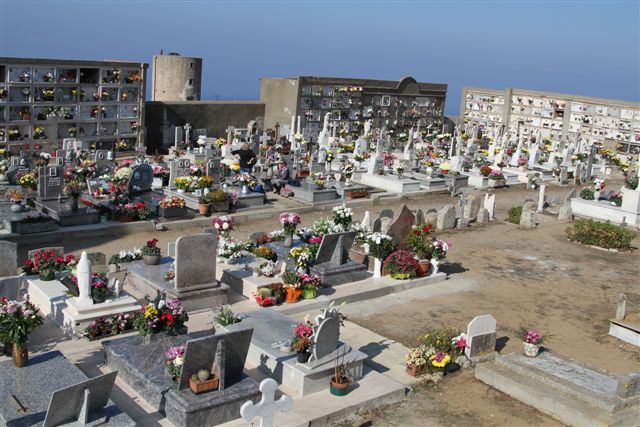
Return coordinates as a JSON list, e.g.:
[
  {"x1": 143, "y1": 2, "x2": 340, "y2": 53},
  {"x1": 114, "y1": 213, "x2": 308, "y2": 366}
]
[
  {"x1": 213, "y1": 305, "x2": 241, "y2": 326},
  {"x1": 566, "y1": 219, "x2": 636, "y2": 250},
  {"x1": 257, "y1": 288, "x2": 273, "y2": 298},
  {"x1": 141, "y1": 238, "x2": 161, "y2": 256},
  {"x1": 580, "y1": 188, "x2": 594, "y2": 200},
  {"x1": 196, "y1": 369, "x2": 210, "y2": 382},
  {"x1": 282, "y1": 271, "x2": 300, "y2": 286},
  {"x1": 291, "y1": 335, "x2": 311, "y2": 352},
  {"x1": 0, "y1": 297, "x2": 44, "y2": 344},
  {"x1": 206, "y1": 188, "x2": 228, "y2": 203},
  {"x1": 198, "y1": 194, "x2": 210, "y2": 204},
  {"x1": 405, "y1": 224, "x2": 434, "y2": 259},
  {"x1": 506, "y1": 206, "x2": 522, "y2": 224},
  {"x1": 383, "y1": 250, "x2": 418, "y2": 279}
]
